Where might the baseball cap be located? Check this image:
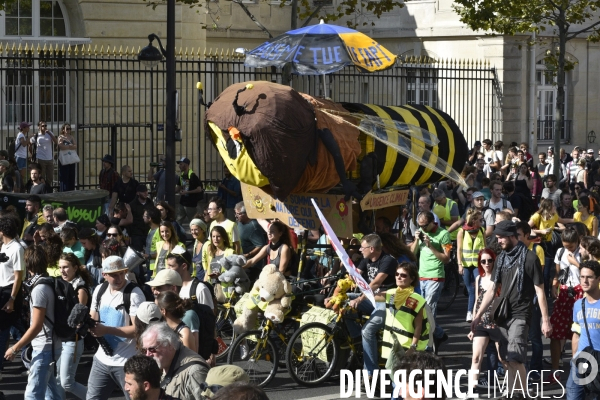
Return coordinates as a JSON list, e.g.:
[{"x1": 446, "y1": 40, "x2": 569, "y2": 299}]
[
  {"x1": 472, "y1": 191, "x2": 485, "y2": 199},
  {"x1": 201, "y1": 365, "x2": 250, "y2": 398},
  {"x1": 494, "y1": 220, "x2": 517, "y2": 237},
  {"x1": 101, "y1": 256, "x2": 128, "y2": 274},
  {"x1": 96, "y1": 214, "x2": 111, "y2": 227},
  {"x1": 19, "y1": 121, "x2": 32, "y2": 130},
  {"x1": 588, "y1": 149, "x2": 594, "y2": 154},
  {"x1": 0, "y1": 160, "x2": 9, "y2": 168},
  {"x1": 147, "y1": 269, "x2": 183, "y2": 287},
  {"x1": 136, "y1": 302, "x2": 162, "y2": 324},
  {"x1": 176, "y1": 157, "x2": 190, "y2": 165}
]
